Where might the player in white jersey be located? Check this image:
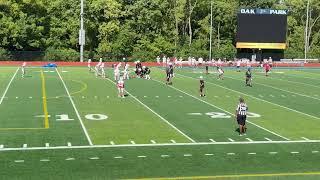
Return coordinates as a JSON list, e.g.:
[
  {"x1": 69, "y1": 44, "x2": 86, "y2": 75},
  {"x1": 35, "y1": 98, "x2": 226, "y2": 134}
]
[
  {"x1": 88, "y1": 59, "x2": 92, "y2": 72},
  {"x1": 95, "y1": 62, "x2": 101, "y2": 77},
  {"x1": 162, "y1": 56, "x2": 166, "y2": 67},
  {"x1": 100, "y1": 63, "x2": 106, "y2": 78},
  {"x1": 123, "y1": 63, "x2": 130, "y2": 80},
  {"x1": 114, "y1": 63, "x2": 121, "y2": 81},
  {"x1": 21, "y1": 62, "x2": 26, "y2": 78},
  {"x1": 117, "y1": 77, "x2": 125, "y2": 98},
  {"x1": 236, "y1": 59, "x2": 241, "y2": 72},
  {"x1": 156, "y1": 56, "x2": 160, "y2": 64},
  {"x1": 217, "y1": 67, "x2": 224, "y2": 80}
]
